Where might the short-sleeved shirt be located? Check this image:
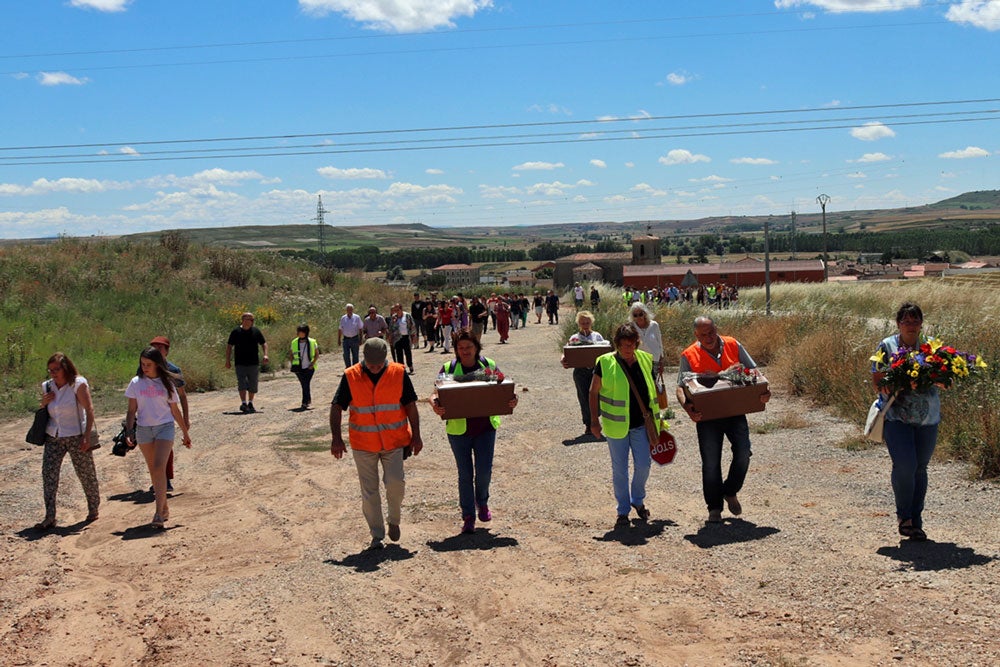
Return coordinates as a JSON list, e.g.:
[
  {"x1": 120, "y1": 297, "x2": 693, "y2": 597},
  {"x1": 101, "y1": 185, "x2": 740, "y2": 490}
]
[
  {"x1": 125, "y1": 375, "x2": 179, "y2": 427},
  {"x1": 339, "y1": 313, "x2": 363, "y2": 338},
  {"x1": 44, "y1": 376, "x2": 89, "y2": 437},
  {"x1": 332, "y1": 365, "x2": 418, "y2": 410},
  {"x1": 228, "y1": 326, "x2": 266, "y2": 366},
  {"x1": 871, "y1": 334, "x2": 940, "y2": 426},
  {"x1": 362, "y1": 315, "x2": 388, "y2": 339},
  {"x1": 135, "y1": 360, "x2": 185, "y2": 388}
]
